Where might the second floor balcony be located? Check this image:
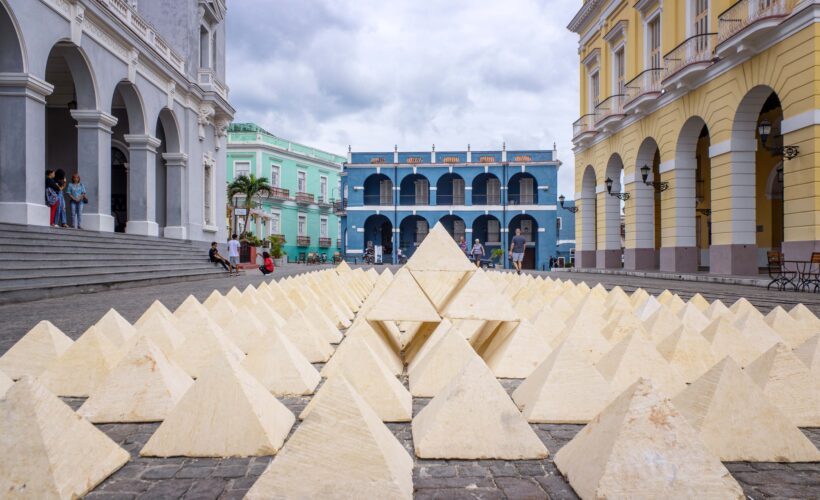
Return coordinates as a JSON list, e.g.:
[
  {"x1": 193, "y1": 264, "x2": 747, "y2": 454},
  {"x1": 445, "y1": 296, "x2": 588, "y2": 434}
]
[
  {"x1": 717, "y1": 0, "x2": 797, "y2": 56},
  {"x1": 317, "y1": 196, "x2": 333, "y2": 210},
  {"x1": 363, "y1": 194, "x2": 394, "y2": 206},
  {"x1": 268, "y1": 187, "x2": 290, "y2": 201},
  {"x1": 572, "y1": 114, "x2": 598, "y2": 144},
  {"x1": 624, "y1": 69, "x2": 664, "y2": 113},
  {"x1": 333, "y1": 199, "x2": 347, "y2": 215},
  {"x1": 295, "y1": 192, "x2": 315, "y2": 205},
  {"x1": 318, "y1": 237, "x2": 332, "y2": 248},
  {"x1": 663, "y1": 33, "x2": 718, "y2": 88},
  {"x1": 594, "y1": 94, "x2": 626, "y2": 131},
  {"x1": 296, "y1": 236, "x2": 311, "y2": 247}
]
